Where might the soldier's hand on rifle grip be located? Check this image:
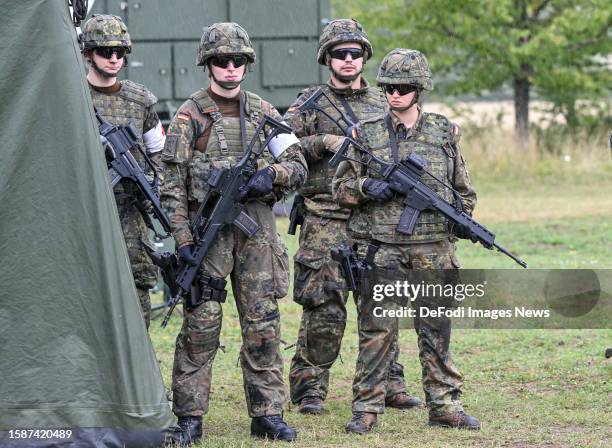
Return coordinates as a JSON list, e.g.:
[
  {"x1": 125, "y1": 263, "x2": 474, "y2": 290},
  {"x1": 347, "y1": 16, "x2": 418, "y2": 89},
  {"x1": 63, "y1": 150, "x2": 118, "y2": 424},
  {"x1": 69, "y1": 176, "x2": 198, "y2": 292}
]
[
  {"x1": 178, "y1": 244, "x2": 198, "y2": 267},
  {"x1": 322, "y1": 134, "x2": 346, "y2": 153},
  {"x1": 453, "y1": 224, "x2": 479, "y2": 243},
  {"x1": 239, "y1": 167, "x2": 276, "y2": 200},
  {"x1": 363, "y1": 178, "x2": 394, "y2": 202}
]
